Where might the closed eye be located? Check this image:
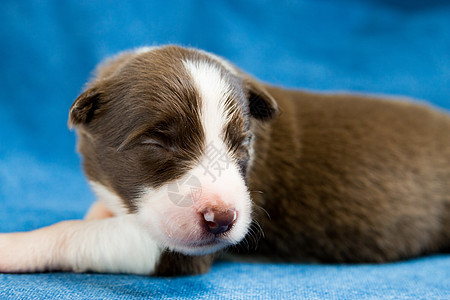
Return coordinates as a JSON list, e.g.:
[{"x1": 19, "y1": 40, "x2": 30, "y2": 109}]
[
  {"x1": 117, "y1": 126, "x2": 175, "y2": 152},
  {"x1": 141, "y1": 138, "x2": 175, "y2": 152},
  {"x1": 142, "y1": 138, "x2": 166, "y2": 148}
]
